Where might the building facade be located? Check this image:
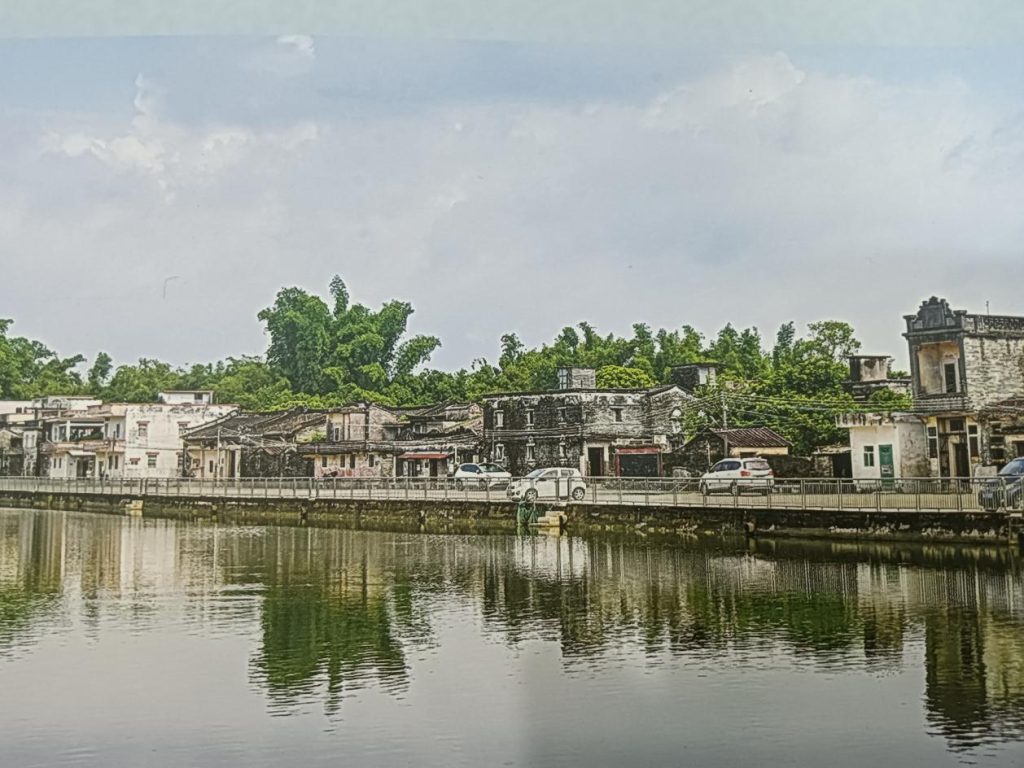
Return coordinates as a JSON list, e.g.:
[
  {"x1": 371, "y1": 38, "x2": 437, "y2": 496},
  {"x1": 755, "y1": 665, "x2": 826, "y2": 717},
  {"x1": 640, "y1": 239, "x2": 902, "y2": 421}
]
[
  {"x1": 835, "y1": 411, "x2": 930, "y2": 482},
  {"x1": 482, "y1": 370, "x2": 693, "y2": 477},
  {"x1": 904, "y1": 297, "x2": 1024, "y2": 477},
  {"x1": 41, "y1": 397, "x2": 236, "y2": 479}
]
